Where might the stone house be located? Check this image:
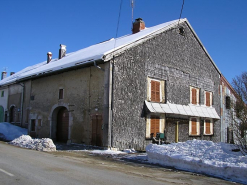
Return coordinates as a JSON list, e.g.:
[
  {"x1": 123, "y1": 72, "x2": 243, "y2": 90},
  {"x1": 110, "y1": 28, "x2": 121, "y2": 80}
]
[{"x1": 0, "y1": 18, "x2": 223, "y2": 150}]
